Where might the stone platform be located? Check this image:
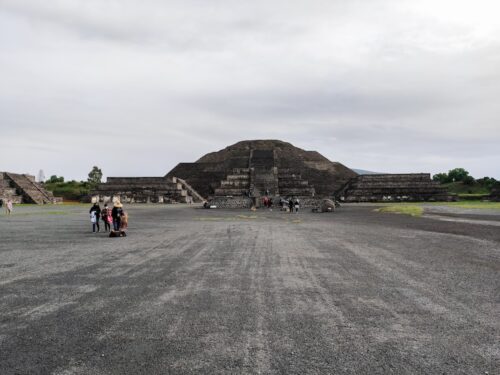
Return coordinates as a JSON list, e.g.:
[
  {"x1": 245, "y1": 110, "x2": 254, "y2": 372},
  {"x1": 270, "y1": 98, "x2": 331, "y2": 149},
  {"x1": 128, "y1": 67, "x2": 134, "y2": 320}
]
[
  {"x1": 93, "y1": 176, "x2": 202, "y2": 204},
  {"x1": 338, "y1": 173, "x2": 454, "y2": 202},
  {"x1": 490, "y1": 183, "x2": 500, "y2": 201}
]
